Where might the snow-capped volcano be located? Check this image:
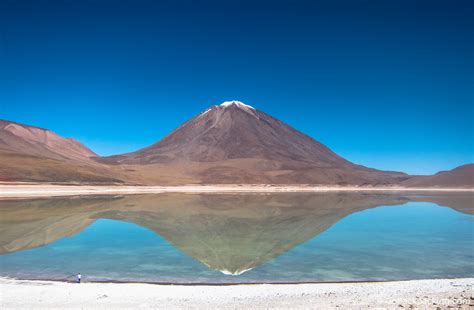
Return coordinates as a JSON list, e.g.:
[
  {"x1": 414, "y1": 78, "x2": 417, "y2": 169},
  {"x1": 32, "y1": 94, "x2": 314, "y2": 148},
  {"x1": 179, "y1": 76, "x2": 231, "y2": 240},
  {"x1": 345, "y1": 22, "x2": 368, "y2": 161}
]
[{"x1": 98, "y1": 100, "x2": 409, "y2": 185}]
